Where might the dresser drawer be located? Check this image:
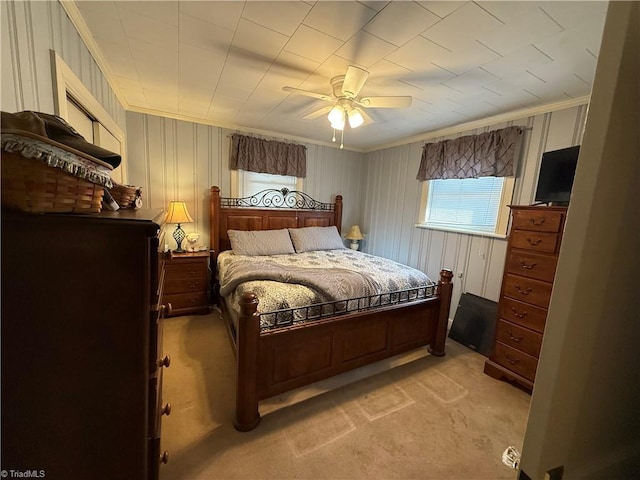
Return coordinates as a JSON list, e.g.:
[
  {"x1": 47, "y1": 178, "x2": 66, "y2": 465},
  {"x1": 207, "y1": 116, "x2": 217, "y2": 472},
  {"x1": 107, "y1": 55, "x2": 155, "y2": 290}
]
[
  {"x1": 512, "y1": 209, "x2": 564, "y2": 233},
  {"x1": 506, "y1": 250, "x2": 558, "y2": 282},
  {"x1": 165, "y1": 292, "x2": 208, "y2": 311},
  {"x1": 500, "y1": 297, "x2": 547, "y2": 333},
  {"x1": 165, "y1": 261, "x2": 207, "y2": 279},
  {"x1": 503, "y1": 274, "x2": 553, "y2": 308},
  {"x1": 495, "y1": 320, "x2": 543, "y2": 358},
  {"x1": 164, "y1": 276, "x2": 207, "y2": 295},
  {"x1": 510, "y1": 230, "x2": 560, "y2": 254},
  {"x1": 493, "y1": 342, "x2": 538, "y2": 381}
]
